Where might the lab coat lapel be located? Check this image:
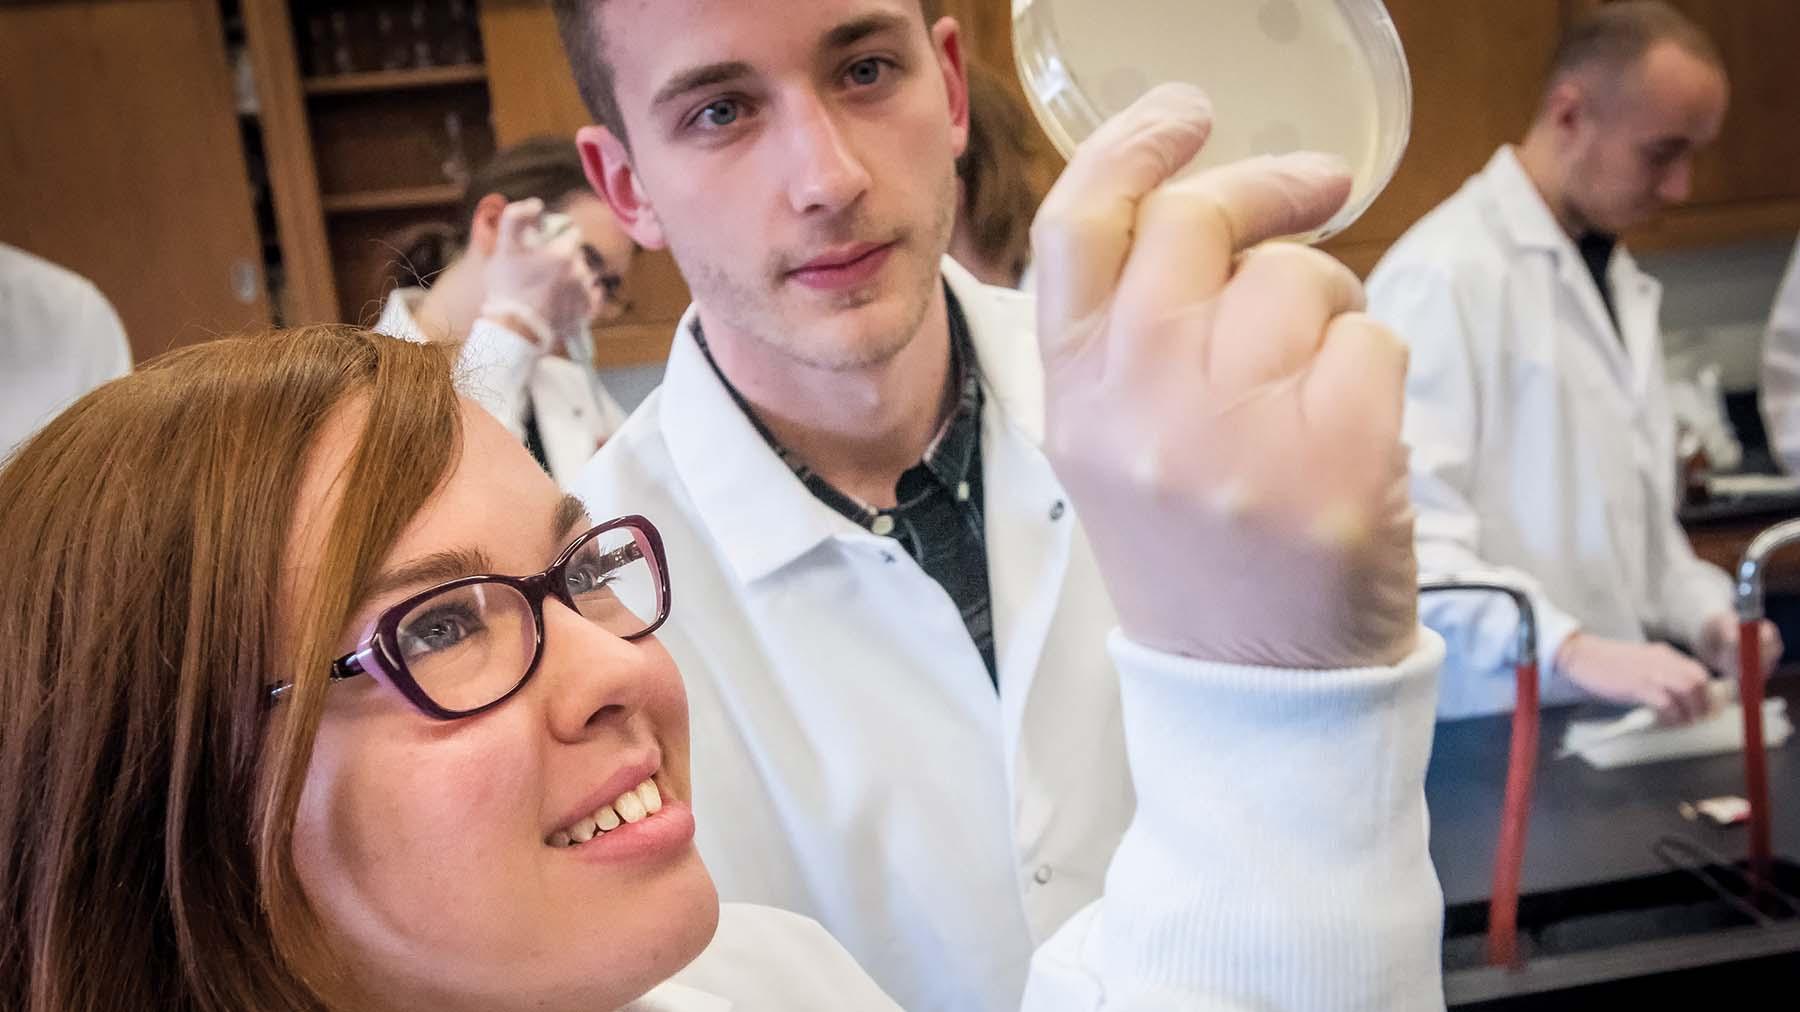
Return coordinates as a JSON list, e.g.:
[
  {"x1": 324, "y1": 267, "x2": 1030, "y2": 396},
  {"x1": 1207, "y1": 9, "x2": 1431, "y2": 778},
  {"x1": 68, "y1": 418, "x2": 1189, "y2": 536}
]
[
  {"x1": 1485, "y1": 147, "x2": 1637, "y2": 392},
  {"x1": 944, "y1": 260, "x2": 1072, "y2": 767},
  {"x1": 1610, "y1": 248, "x2": 1664, "y2": 401}
]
